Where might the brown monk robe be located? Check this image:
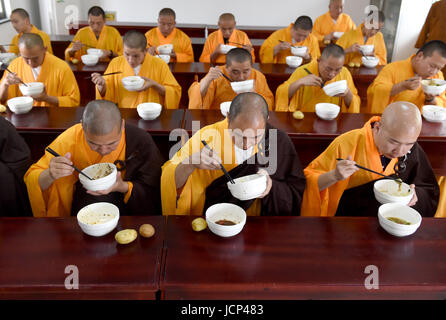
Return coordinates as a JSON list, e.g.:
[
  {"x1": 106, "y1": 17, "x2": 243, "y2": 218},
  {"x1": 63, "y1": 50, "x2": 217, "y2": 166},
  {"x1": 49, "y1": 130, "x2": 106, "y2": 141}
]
[{"x1": 0, "y1": 117, "x2": 32, "y2": 217}]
